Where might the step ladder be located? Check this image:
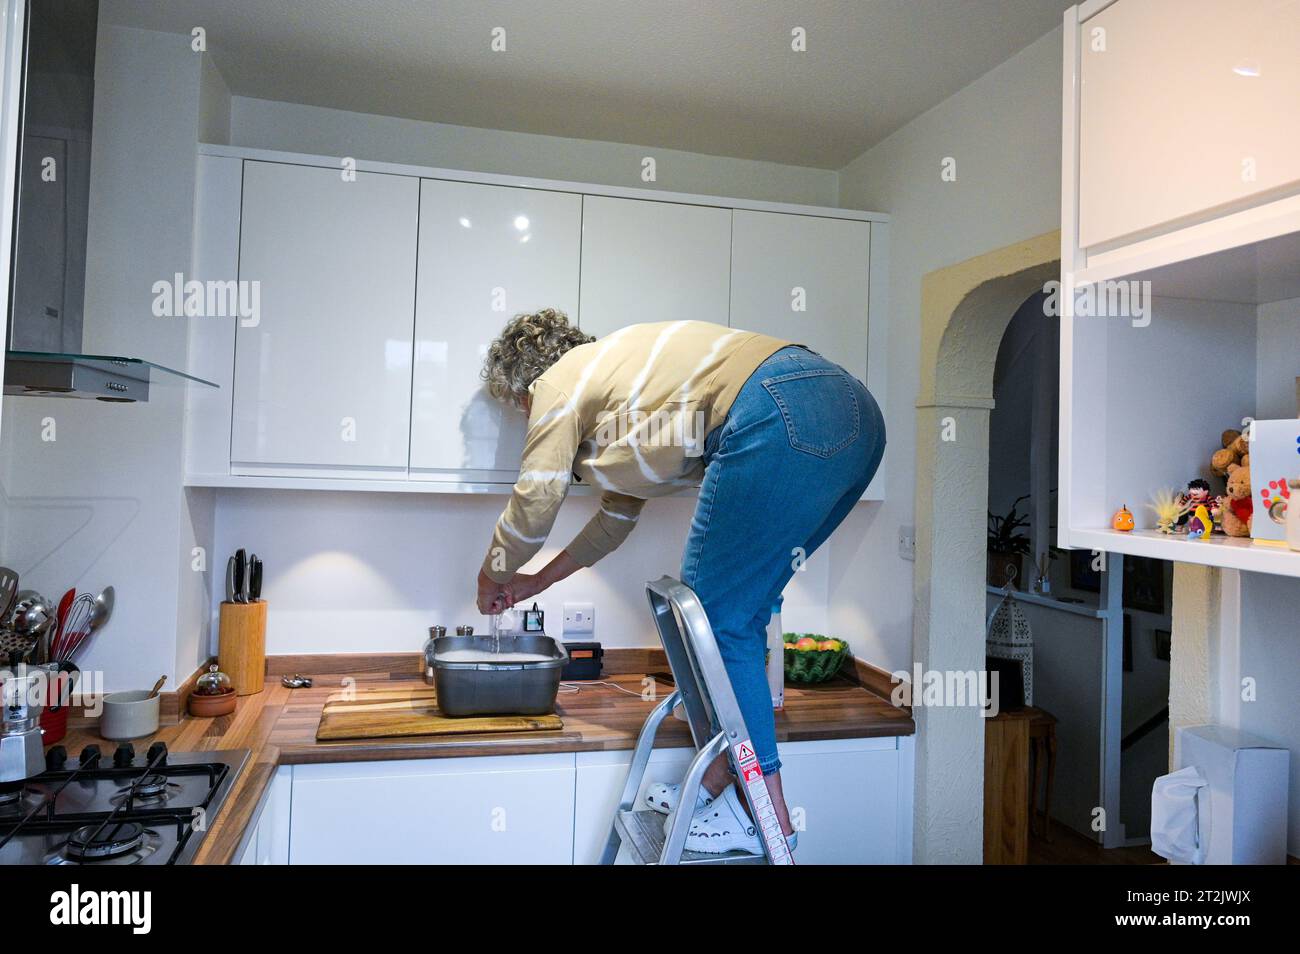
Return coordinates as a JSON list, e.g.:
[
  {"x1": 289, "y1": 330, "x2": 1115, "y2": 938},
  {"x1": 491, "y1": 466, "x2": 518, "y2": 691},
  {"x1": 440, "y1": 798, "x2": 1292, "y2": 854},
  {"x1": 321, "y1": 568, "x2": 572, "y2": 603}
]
[{"x1": 599, "y1": 576, "x2": 794, "y2": 865}]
